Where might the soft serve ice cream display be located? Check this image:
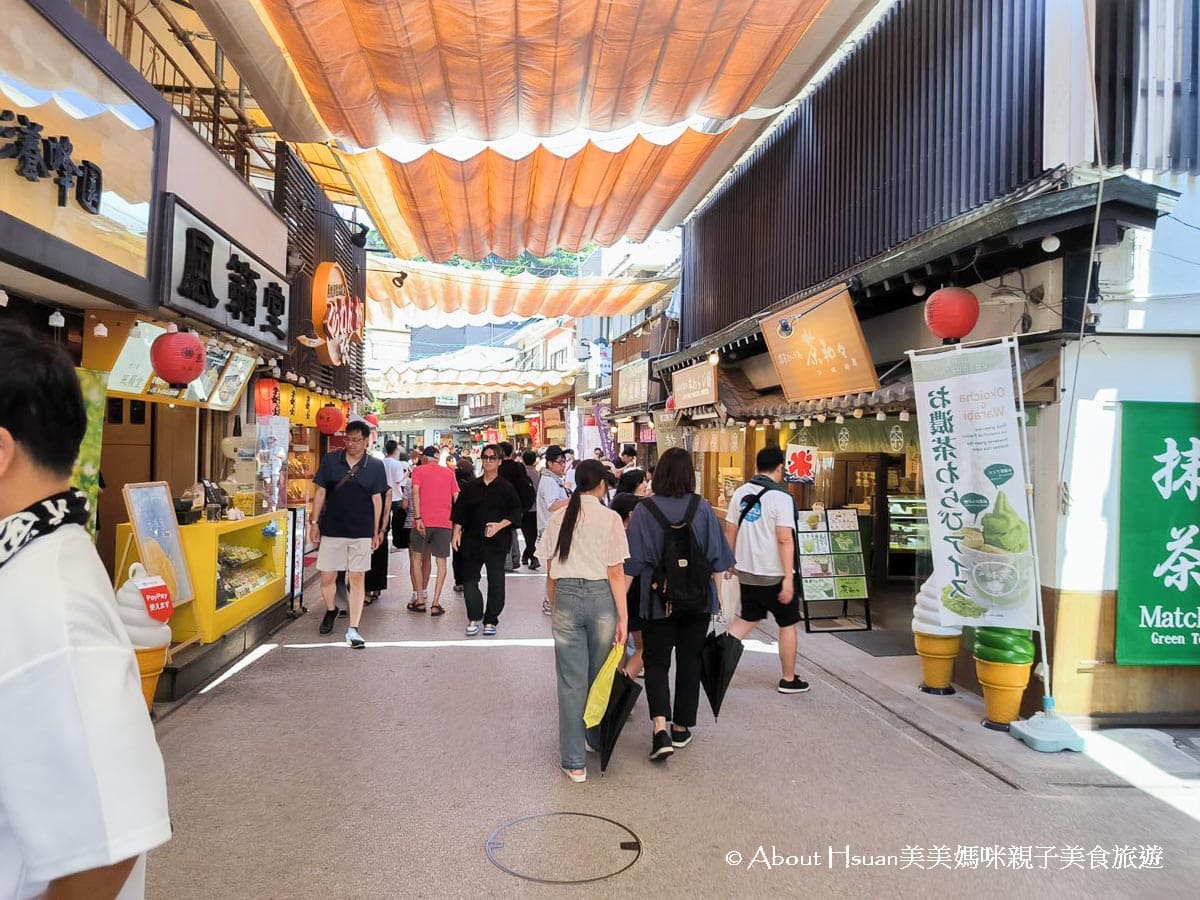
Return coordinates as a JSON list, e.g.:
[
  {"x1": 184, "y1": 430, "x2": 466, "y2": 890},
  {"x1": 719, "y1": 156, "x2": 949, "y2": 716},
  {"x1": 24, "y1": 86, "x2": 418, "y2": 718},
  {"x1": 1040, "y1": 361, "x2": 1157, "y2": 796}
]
[
  {"x1": 115, "y1": 564, "x2": 173, "y2": 708},
  {"x1": 115, "y1": 564, "x2": 173, "y2": 648},
  {"x1": 912, "y1": 576, "x2": 962, "y2": 694}
]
